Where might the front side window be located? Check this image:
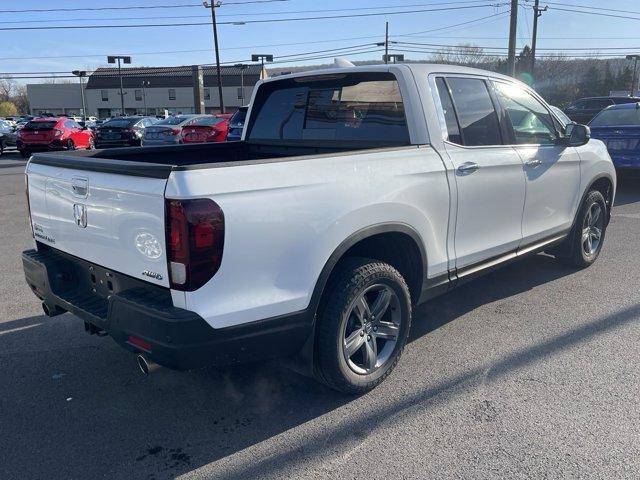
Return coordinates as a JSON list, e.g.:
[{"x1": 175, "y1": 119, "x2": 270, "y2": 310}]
[
  {"x1": 101, "y1": 90, "x2": 108, "y2": 101},
  {"x1": 247, "y1": 72, "x2": 409, "y2": 144},
  {"x1": 446, "y1": 77, "x2": 502, "y2": 146},
  {"x1": 493, "y1": 81, "x2": 558, "y2": 145},
  {"x1": 169, "y1": 89, "x2": 176, "y2": 100}
]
